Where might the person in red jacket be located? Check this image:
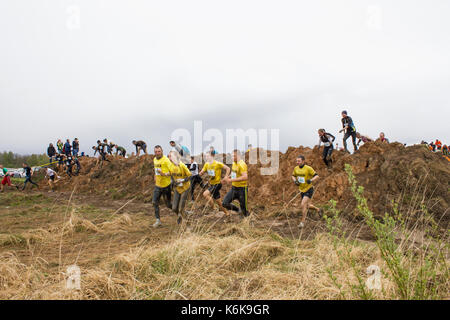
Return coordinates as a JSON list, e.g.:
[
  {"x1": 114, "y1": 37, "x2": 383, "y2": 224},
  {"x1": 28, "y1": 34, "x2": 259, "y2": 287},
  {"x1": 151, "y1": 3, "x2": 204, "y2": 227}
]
[{"x1": 435, "y1": 139, "x2": 442, "y2": 150}]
